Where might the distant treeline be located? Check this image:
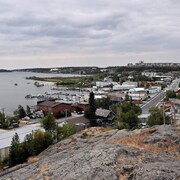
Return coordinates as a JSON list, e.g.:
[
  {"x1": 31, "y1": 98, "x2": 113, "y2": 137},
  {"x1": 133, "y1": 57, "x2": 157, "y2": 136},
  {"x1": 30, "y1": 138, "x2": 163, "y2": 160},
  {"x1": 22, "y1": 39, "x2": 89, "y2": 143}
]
[
  {"x1": 12, "y1": 65, "x2": 180, "y2": 75},
  {"x1": 0, "y1": 69, "x2": 12, "y2": 72}
]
